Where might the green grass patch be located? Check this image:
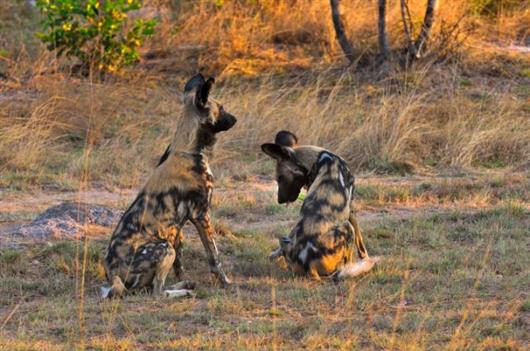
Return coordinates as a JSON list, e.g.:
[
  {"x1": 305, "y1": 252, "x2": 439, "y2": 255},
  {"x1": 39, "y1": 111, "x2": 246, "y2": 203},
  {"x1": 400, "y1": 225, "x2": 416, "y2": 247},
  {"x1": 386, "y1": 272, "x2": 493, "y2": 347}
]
[{"x1": 0, "y1": 202, "x2": 528, "y2": 349}]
